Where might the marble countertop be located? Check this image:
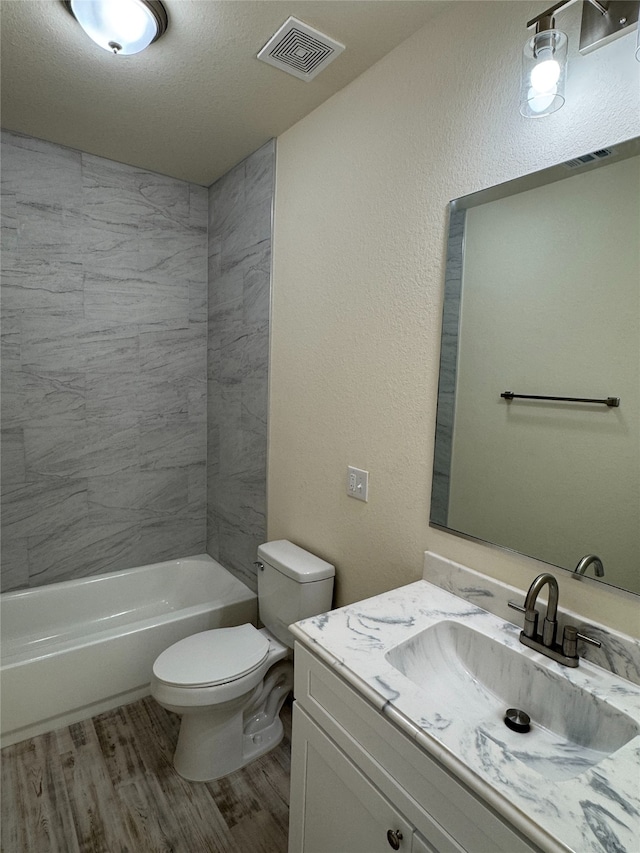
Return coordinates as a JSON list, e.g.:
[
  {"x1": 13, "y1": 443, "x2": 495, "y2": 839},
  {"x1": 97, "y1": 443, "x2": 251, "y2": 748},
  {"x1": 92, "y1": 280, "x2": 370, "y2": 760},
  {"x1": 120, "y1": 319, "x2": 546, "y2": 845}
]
[{"x1": 291, "y1": 580, "x2": 640, "y2": 853}]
